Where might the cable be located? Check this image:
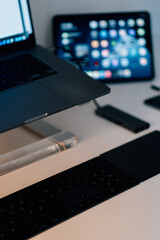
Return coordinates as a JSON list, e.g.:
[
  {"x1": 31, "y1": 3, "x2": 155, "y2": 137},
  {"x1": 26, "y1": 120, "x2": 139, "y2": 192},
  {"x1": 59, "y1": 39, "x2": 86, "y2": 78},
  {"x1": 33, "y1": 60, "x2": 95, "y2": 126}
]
[
  {"x1": 51, "y1": 46, "x2": 83, "y2": 71},
  {"x1": 93, "y1": 99, "x2": 101, "y2": 109}
]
